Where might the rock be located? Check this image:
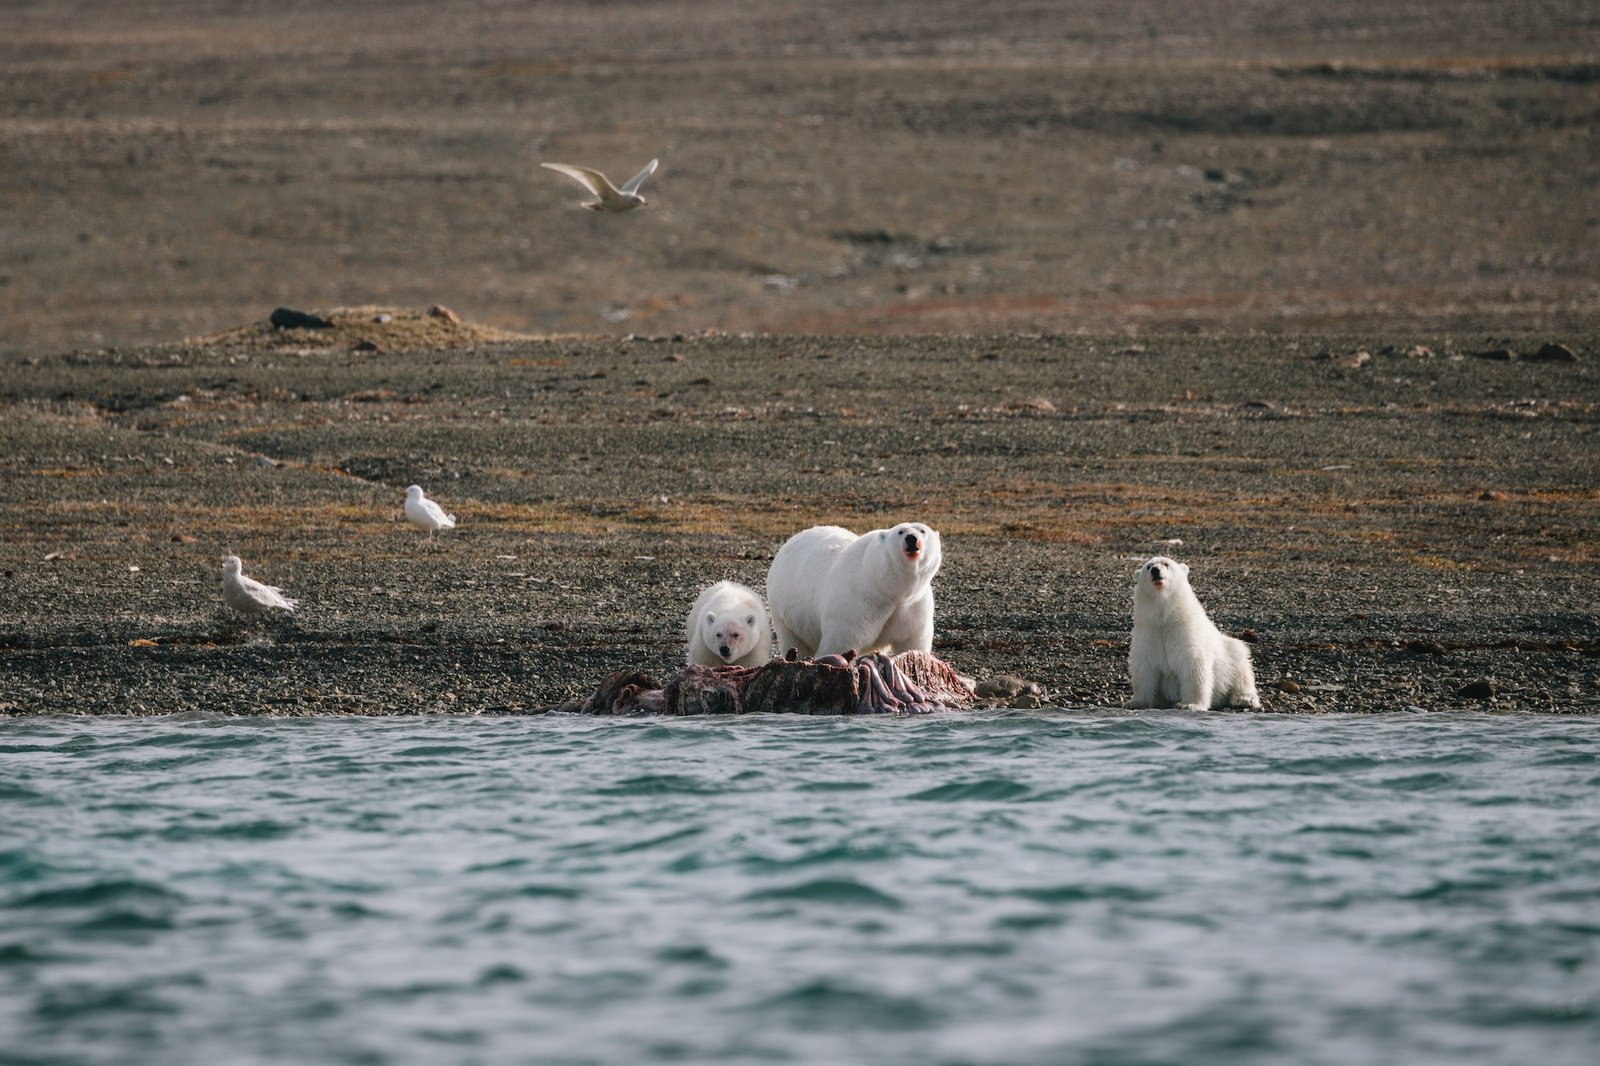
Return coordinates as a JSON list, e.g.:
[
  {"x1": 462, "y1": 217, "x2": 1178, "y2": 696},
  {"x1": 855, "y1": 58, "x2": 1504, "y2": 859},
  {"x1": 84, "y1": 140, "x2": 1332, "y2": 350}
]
[
  {"x1": 1406, "y1": 638, "x2": 1448, "y2": 656},
  {"x1": 1237, "y1": 628, "x2": 1259, "y2": 644},
  {"x1": 1455, "y1": 678, "x2": 1495, "y2": 700},
  {"x1": 1471, "y1": 348, "x2": 1516, "y2": 361},
  {"x1": 269, "y1": 307, "x2": 333, "y2": 330},
  {"x1": 1274, "y1": 679, "x2": 1302, "y2": 694},
  {"x1": 1313, "y1": 348, "x2": 1370, "y2": 369},
  {"x1": 350, "y1": 339, "x2": 383, "y2": 353},
  {"x1": 427, "y1": 304, "x2": 461, "y2": 324},
  {"x1": 976, "y1": 675, "x2": 1044, "y2": 699},
  {"x1": 1525, "y1": 342, "x2": 1577, "y2": 363},
  {"x1": 1009, "y1": 693, "x2": 1043, "y2": 709},
  {"x1": 1478, "y1": 490, "x2": 1509, "y2": 501}
]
